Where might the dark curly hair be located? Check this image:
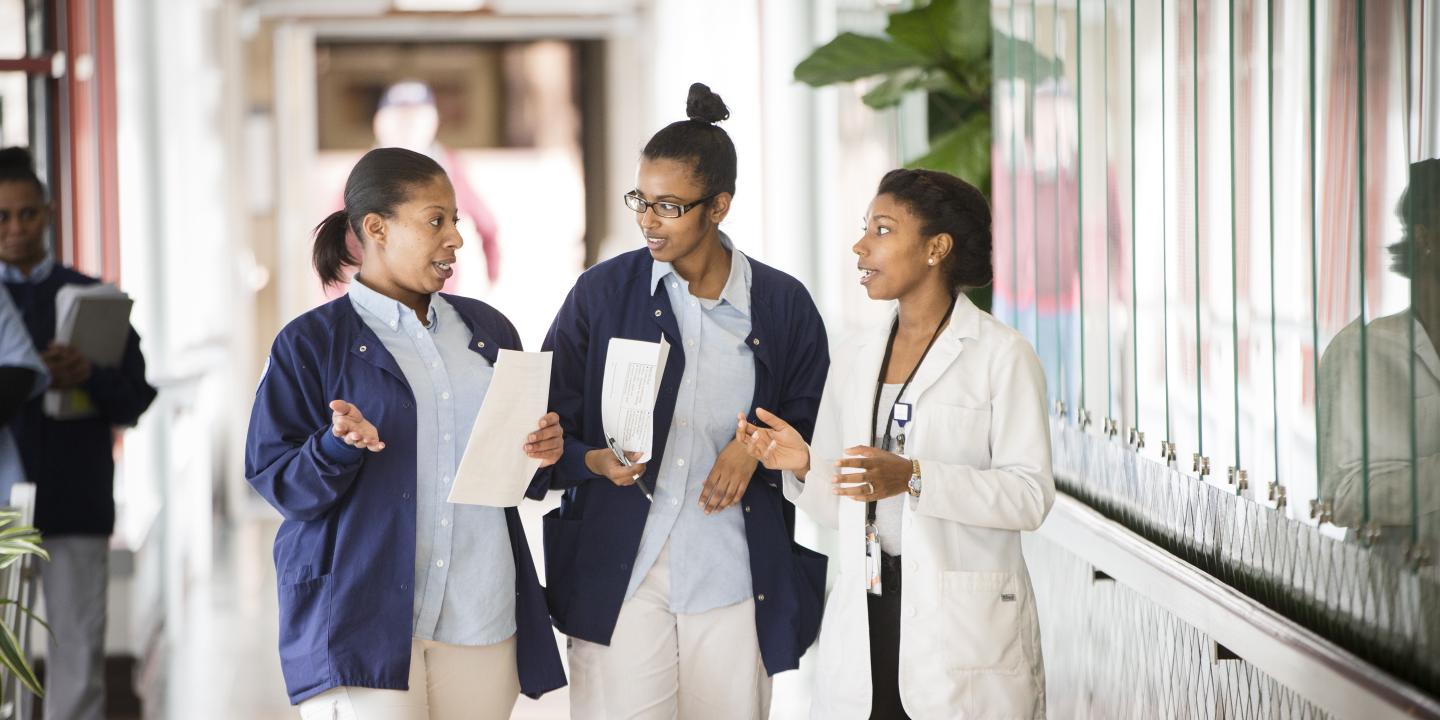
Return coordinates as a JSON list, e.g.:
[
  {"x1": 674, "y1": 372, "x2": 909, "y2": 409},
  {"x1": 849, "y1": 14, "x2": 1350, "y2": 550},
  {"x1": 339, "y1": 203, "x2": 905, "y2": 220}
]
[
  {"x1": 640, "y1": 83, "x2": 737, "y2": 200},
  {"x1": 876, "y1": 168, "x2": 993, "y2": 292},
  {"x1": 0, "y1": 146, "x2": 47, "y2": 198}
]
